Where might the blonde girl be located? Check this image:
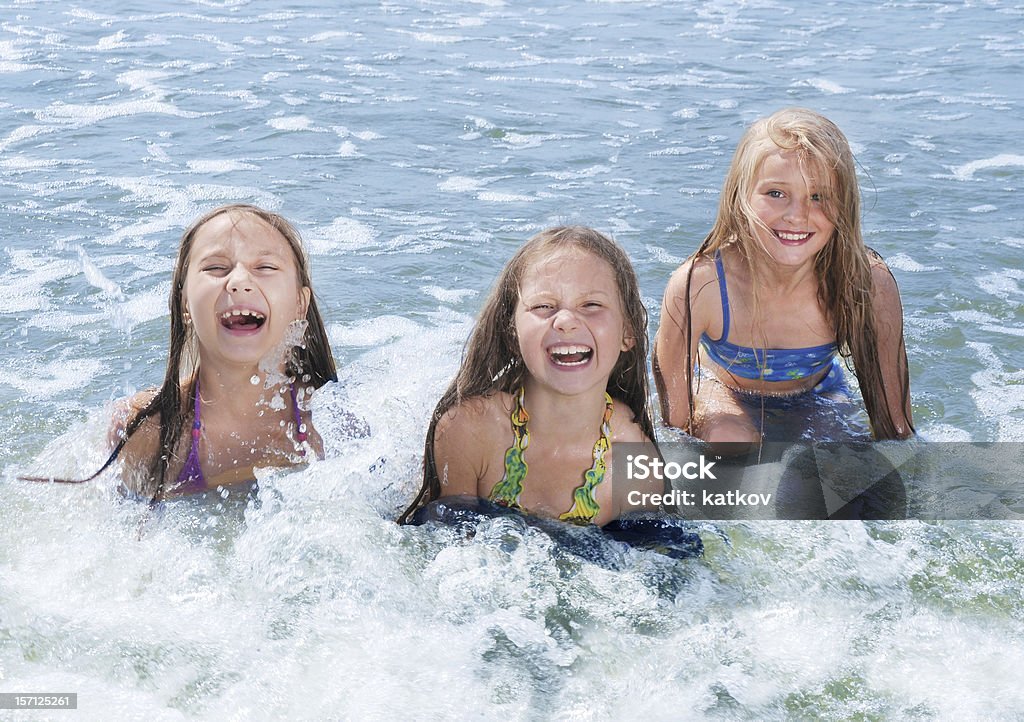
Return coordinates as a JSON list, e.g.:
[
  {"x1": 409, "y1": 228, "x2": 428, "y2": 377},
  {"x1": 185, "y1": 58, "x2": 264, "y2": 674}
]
[{"x1": 654, "y1": 108, "x2": 913, "y2": 442}]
